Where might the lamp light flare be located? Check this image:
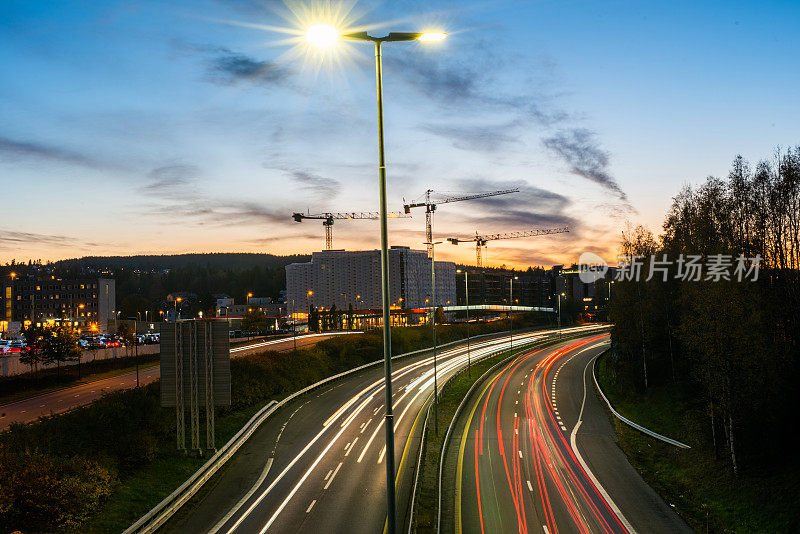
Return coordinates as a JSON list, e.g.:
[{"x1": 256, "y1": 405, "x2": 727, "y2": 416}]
[
  {"x1": 418, "y1": 32, "x2": 446, "y2": 42},
  {"x1": 306, "y1": 24, "x2": 339, "y2": 47}
]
